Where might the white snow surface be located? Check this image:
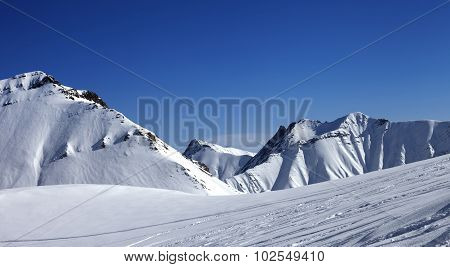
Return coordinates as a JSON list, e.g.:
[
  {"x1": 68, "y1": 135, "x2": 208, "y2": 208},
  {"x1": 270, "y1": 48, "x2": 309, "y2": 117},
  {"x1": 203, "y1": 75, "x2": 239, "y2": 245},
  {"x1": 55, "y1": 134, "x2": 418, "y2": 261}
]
[
  {"x1": 0, "y1": 155, "x2": 449, "y2": 247},
  {"x1": 183, "y1": 139, "x2": 255, "y2": 181},
  {"x1": 228, "y1": 112, "x2": 450, "y2": 193},
  {"x1": 0, "y1": 71, "x2": 235, "y2": 195}
]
